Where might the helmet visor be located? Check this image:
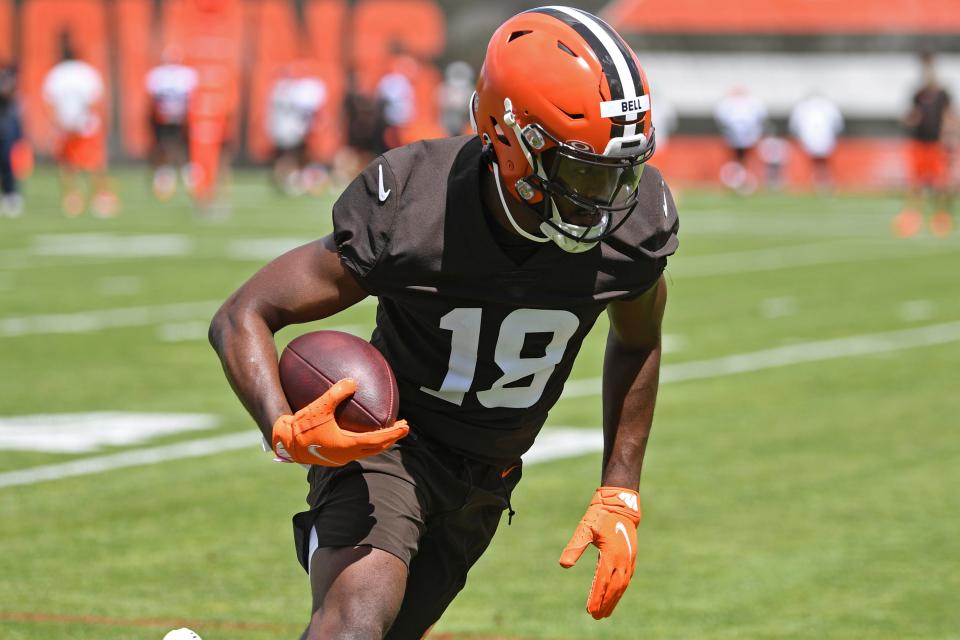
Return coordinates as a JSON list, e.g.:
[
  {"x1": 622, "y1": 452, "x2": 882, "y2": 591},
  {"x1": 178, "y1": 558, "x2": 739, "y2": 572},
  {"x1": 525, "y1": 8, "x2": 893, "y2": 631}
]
[{"x1": 544, "y1": 149, "x2": 645, "y2": 210}]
